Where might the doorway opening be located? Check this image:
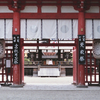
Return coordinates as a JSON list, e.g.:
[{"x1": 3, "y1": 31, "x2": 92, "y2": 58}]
[{"x1": 24, "y1": 39, "x2": 74, "y2": 84}]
